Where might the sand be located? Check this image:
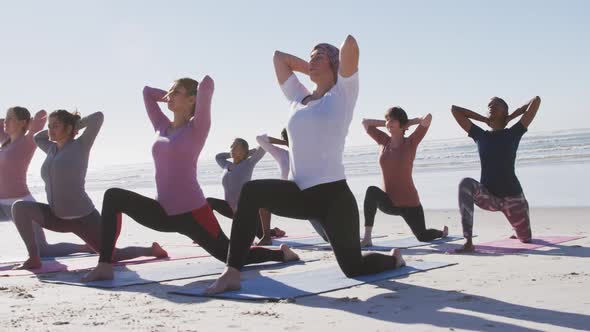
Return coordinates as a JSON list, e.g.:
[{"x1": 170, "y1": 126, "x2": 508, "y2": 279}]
[{"x1": 1, "y1": 207, "x2": 589, "y2": 331}]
